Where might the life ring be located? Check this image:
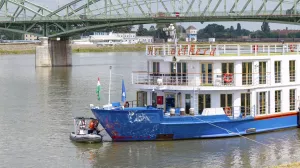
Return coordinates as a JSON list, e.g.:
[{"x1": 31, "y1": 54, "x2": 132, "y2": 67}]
[
  {"x1": 171, "y1": 49, "x2": 175, "y2": 55},
  {"x1": 252, "y1": 45, "x2": 258, "y2": 52},
  {"x1": 289, "y1": 44, "x2": 294, "y2": 52},
  {"x1": 223, "y1": 73, "x2": 233, "y2": 83},
  {"x1": 224, "y1": 107, "x2": 232, "y2": 116}
]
